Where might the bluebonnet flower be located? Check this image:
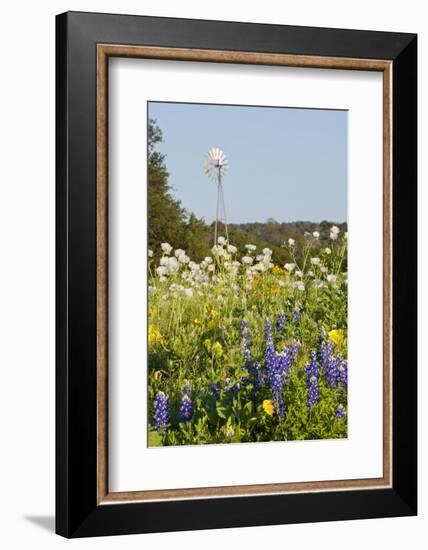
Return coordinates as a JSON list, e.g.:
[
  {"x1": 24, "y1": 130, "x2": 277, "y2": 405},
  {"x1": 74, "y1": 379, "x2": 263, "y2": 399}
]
[
  {"x1": 338, "y1": 357, "x2": 348, "y2": 388},
  {"x1": 276, "y1": 312, "x2": 287, "y2": 334},
  {"x1": 264, "y1": 320, "x2": 283, "y2": 415},
  {"x1": 182, "y1": 381, "x2": 192, "y2": 396},
  {"x1": 153, "y1": 391, "x2": 169, "y2": 431},
  {"x1": 241, "y1": 320, "x2": 262, "y2": 391},
  {"x1": 264, "y1": 320, "x2": 298, "y2": 417},
  {"x1": 179, "y1": 394, "x2": 193, "y2": 422},
  {"x1": 336, "y1": 404, "x2": 346, "y2": 418},
  {"x1": 319, "y1": 337, "x2": 347, "y2": 391},
  {"x1": 292, "y1": 310, "x2": 301, "y2": 324},
  {"x1": 305, "y1": 351, "x2": 319, "y2": 410},
  {"x1": 277, "y1": 342, "x2": 300, "y2": 383},
  {"x1": 211, "y1": 383, "x2": 220, "y2": 400},
  {"x1": 241, "y1": 320, "x2": 252, "y2": 362},
  {"x1": 319, "y1": 338, "x2": 337, "y2": 387},
  {"x1": 227, "y1": 382, "x2": 239, "y2": 402}
]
